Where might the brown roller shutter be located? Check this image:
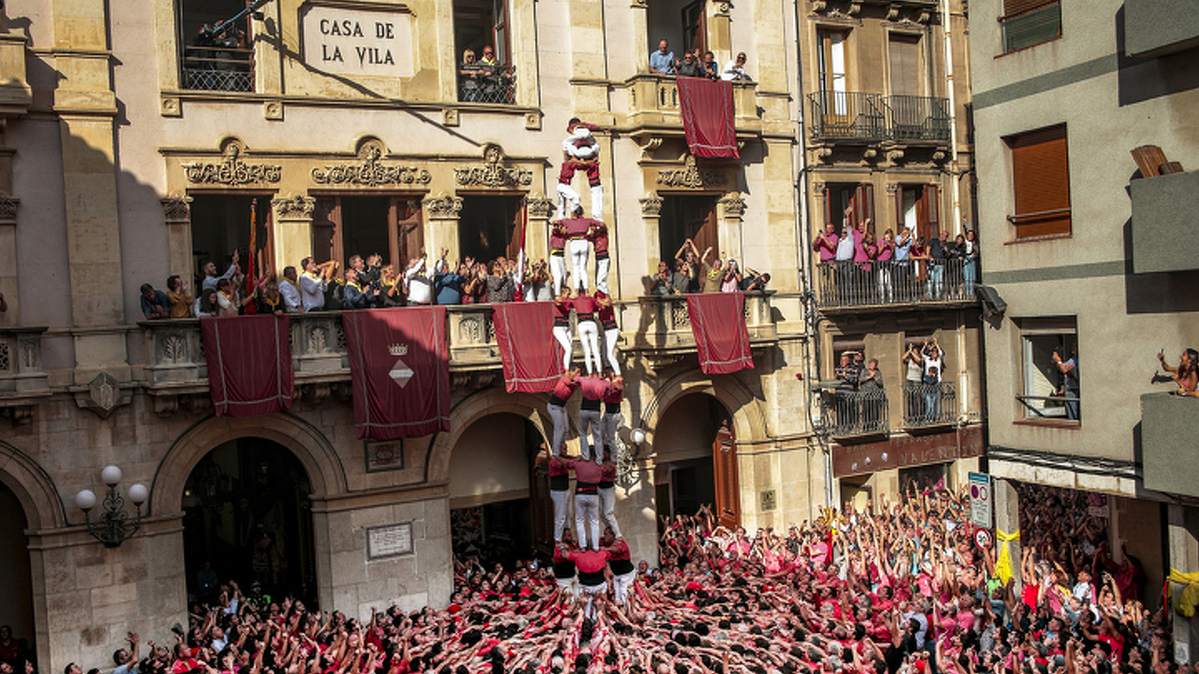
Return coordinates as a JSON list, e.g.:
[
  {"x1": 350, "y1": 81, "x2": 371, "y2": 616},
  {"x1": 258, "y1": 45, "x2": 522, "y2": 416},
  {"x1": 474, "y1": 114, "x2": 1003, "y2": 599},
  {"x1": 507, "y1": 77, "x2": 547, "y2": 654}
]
[
  {"x1": 1003, "y1": 0, "x2": 1056, "y2": 18},
  {"x1": 1009, "y1": 125, "x2": 1071, "y2": 239}
]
